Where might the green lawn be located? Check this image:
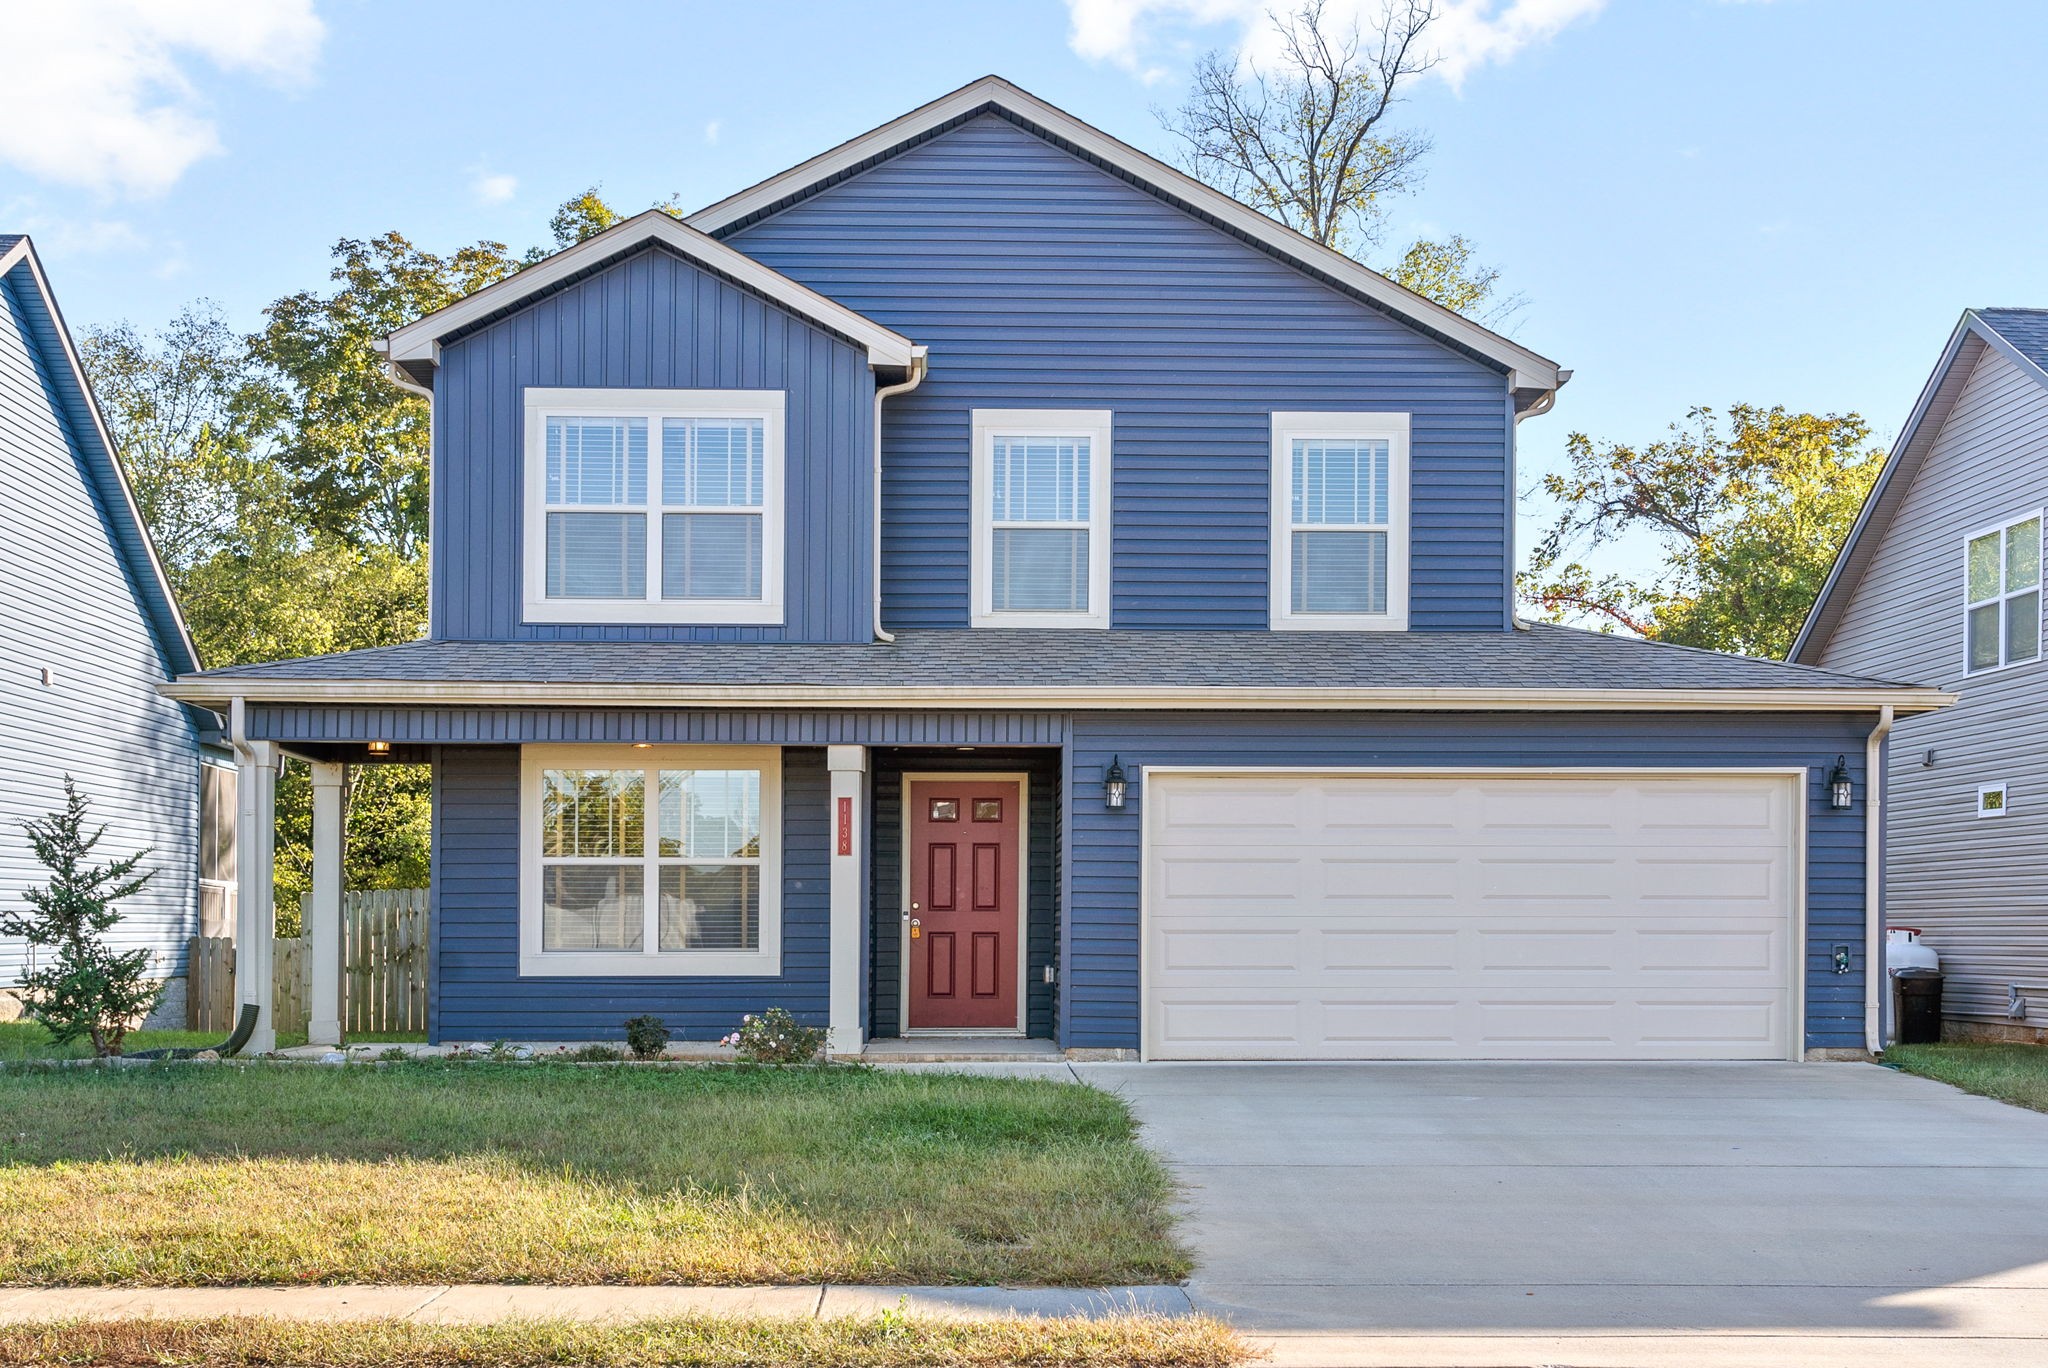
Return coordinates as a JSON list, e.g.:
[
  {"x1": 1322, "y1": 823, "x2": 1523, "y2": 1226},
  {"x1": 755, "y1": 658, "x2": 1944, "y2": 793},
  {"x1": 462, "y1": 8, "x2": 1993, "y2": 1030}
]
[
  {"x1": 0, "y1": 1314, "x2": 1247, "y2": 1368},
  {"x1": 1887, "y1": 1042, "x2": 2048, "y2": 1113},
  {"x1": 0, "y1": 1023, "x2": 432, "y2": 1061},
  {"x1": 0, "y1": 1059, "x2": 1188, "y2": 1288}
]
